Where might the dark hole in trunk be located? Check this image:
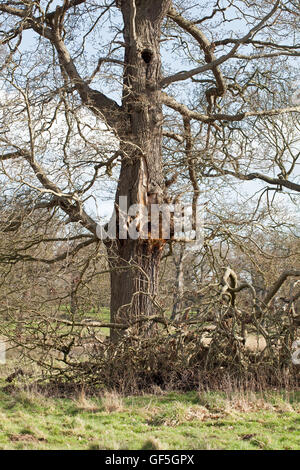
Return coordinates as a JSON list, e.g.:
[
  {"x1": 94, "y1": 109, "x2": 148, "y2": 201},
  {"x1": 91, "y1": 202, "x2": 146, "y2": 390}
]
[{"x1": 141, "y1": 49, "x2": 153, "y2": 64}]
